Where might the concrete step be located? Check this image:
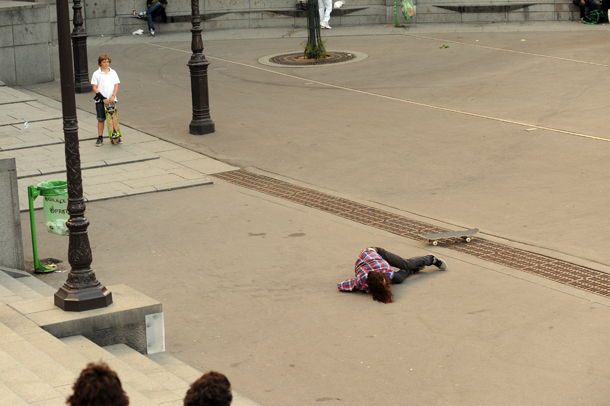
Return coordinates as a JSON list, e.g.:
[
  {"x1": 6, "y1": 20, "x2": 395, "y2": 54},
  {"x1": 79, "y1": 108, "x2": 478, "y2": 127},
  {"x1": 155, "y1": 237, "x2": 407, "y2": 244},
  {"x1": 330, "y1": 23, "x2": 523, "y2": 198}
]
[
  {"x1": 0, "y1": 380, "x2": 29, "y2": 406},
  {"x1": 10, "y1": 142, "x2": 160, "y2": 180},
  {"x1": 147, "y1": 351, "x2": 201, "y2": 384},
  {"x1": 0, "y1": 347, "x2": 64, "y2": 404},
  {"x1": 62, "y1": 335, "x2": 184, "y2": 404},
  {"x1": 20, "y1": 329, "x2": 92, "y2": 376},
  {"x1": 0, "y1": 266, "x2": 57, "y2": 297},
  {"x1": 0, "y1": 303, "x2": 45, "y2": 340},
  {"x1": 0, "y1": 271, "x2": 43, "y2": 304},
  {"x1": 5, "y1": 316, "x2": 158, "y2": 406},
  {"x1": 0, "y1": 118, "x2": 100, "y2": 153},
  {"x1": 146, "y1": 352, "x2": 263, "y2": 406},
  {"x1": 0, "y1": 337, "x2": 76, "y2": 392},
  {"x1": 0, "y1": 319, "x2": 22, "y2": 345},
  {"x1": 105, "y1": 343, "x2": 190, "y2": 395}
]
